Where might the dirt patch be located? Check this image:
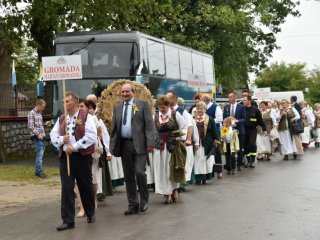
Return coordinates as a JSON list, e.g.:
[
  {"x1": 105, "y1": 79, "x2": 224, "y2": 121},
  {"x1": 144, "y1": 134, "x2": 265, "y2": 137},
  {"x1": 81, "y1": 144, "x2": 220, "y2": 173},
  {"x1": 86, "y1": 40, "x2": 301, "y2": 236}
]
[{"x1": 0, "y1": 177, "x2": 61, "y2": 217}]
